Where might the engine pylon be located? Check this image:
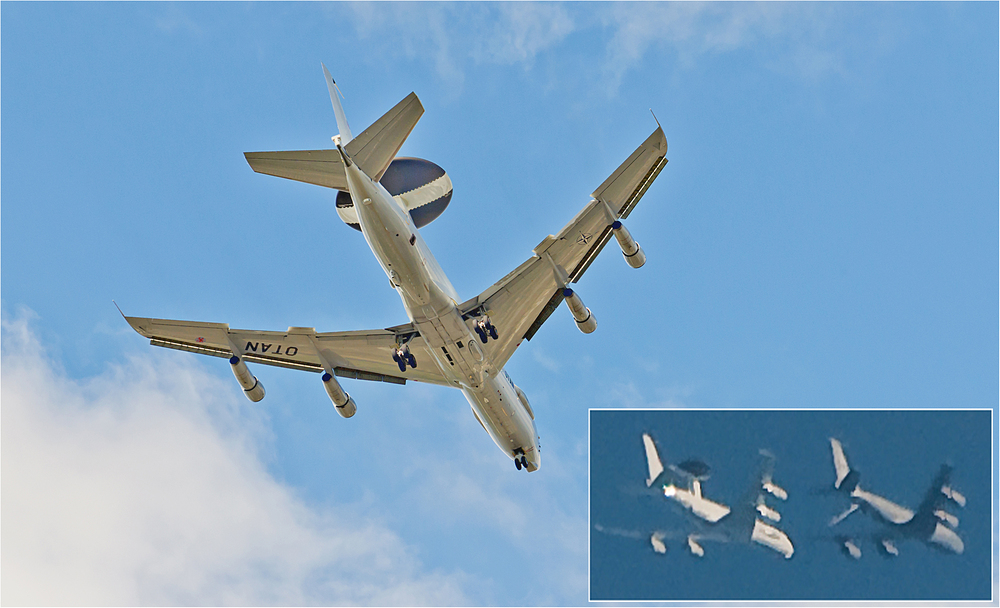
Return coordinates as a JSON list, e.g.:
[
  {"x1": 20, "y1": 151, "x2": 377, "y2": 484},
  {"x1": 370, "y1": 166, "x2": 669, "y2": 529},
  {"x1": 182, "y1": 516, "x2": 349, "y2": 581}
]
[
  {"x1": 612, "y1": 220, "x2": 646, "y2": 268},
  {"x1": 562, "y1": 288, "x2": 597, "y2": 333},
  {"x1": 229, "y1": 356, "x2": 265, "y2": 402},
  {"x1": 322, "y1": 372, "x2": 357, "y2": 418}
]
